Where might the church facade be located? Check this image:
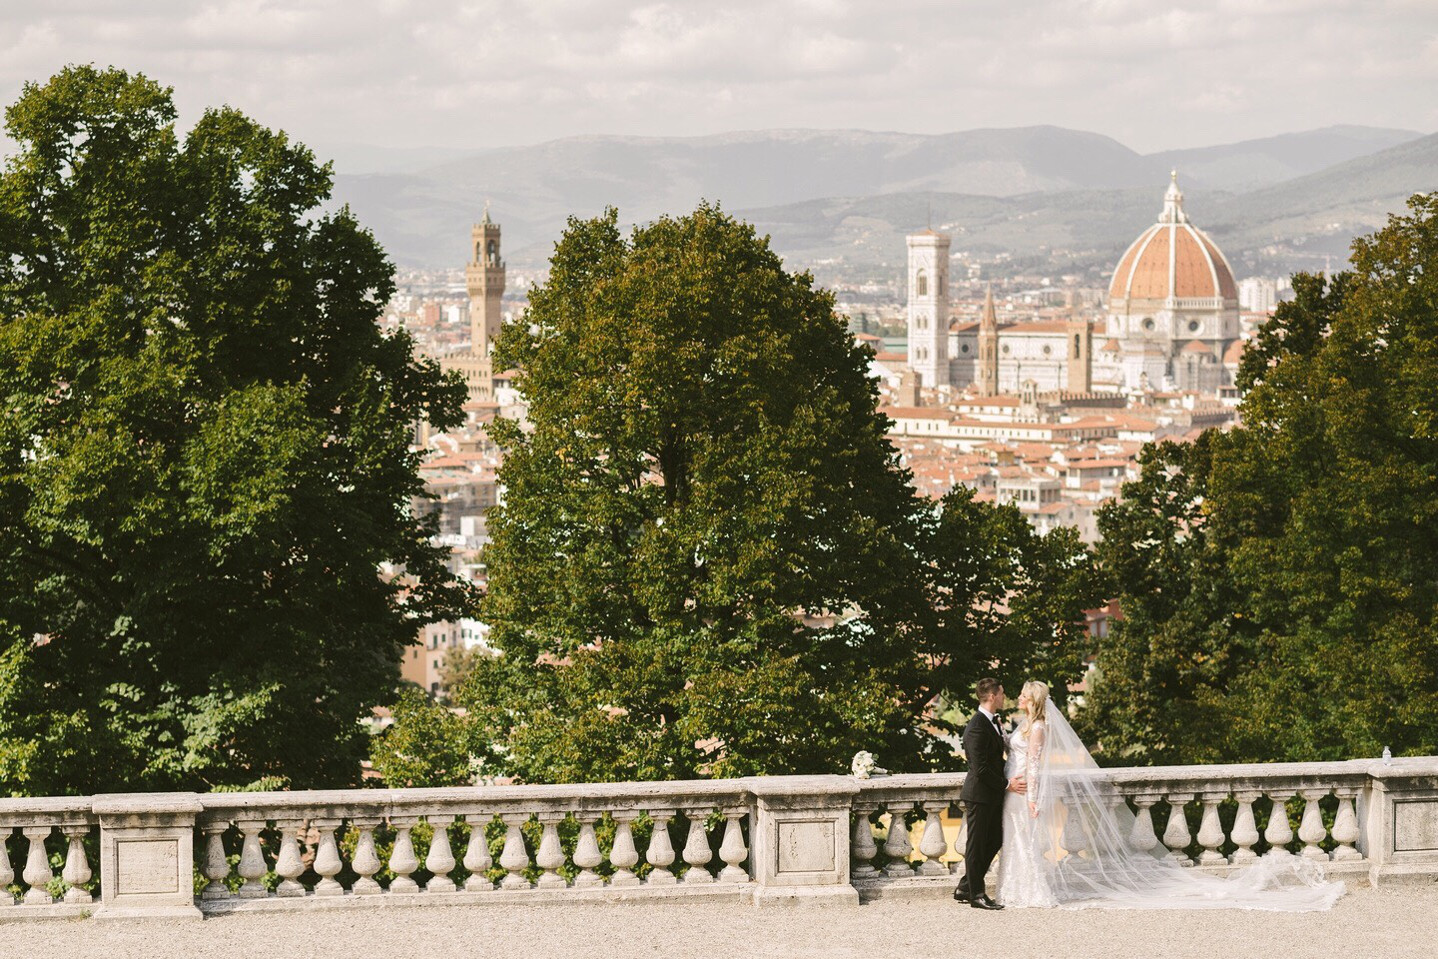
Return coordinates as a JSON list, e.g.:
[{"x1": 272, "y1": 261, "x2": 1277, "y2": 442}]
[{"x1": 904, "y1": 234, "x2": 1090, "y2": 394}]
